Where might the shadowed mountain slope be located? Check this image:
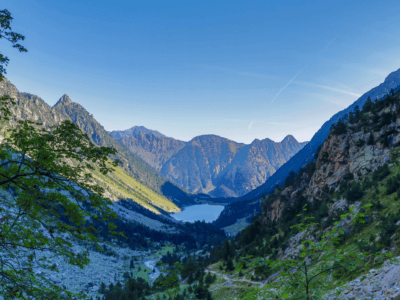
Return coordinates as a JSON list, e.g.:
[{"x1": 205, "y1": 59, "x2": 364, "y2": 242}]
[{"x1": 118, "y1": 133, "x2": 186, "y2": 171}]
